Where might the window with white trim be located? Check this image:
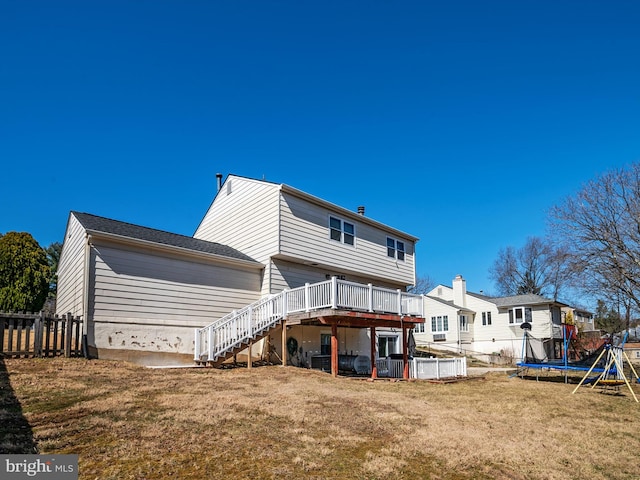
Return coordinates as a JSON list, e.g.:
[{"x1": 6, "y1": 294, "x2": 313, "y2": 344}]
[
  {"x1": 459, "y1": 314, "x2": 469, "y2": 332},
  {"x1": 378, "y1": 335, "x2": 399, "y2": 357},
  {"x1": 431, "y1": 315, "x2": 449, "y2": 332},
  {"x1": 414, "y1": 323, "x2": 425, "y2": 334},
  {"x1": 509, "y1": 307, "x2": 532, "y2": 324},
  {"x1": 482, "y1": 311, "x2": 492, "y2": 326},
  {"x1": 329, "y1": 216, "x2": 355, "y2": 246},
  {"x1": 386, "y1": 237, "x2": 405, "y2": 261}
]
